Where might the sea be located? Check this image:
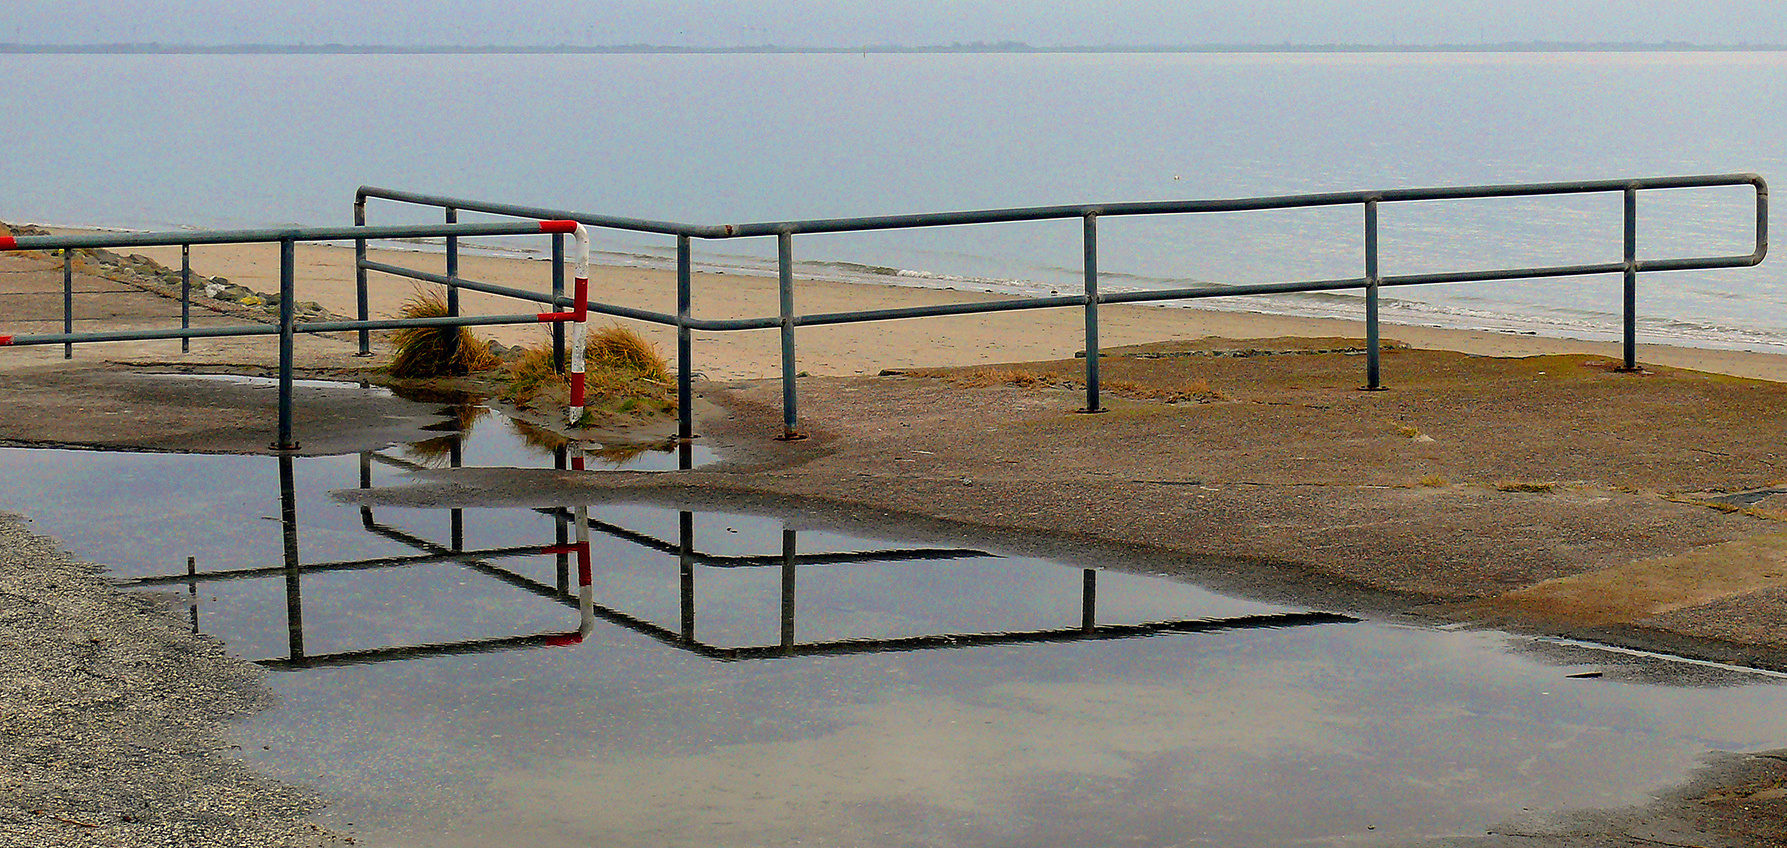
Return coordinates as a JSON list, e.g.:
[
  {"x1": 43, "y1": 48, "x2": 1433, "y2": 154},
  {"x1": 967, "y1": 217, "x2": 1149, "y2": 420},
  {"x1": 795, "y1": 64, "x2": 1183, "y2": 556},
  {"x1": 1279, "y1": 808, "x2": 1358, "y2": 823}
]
[{"x1": 2, "y1": 50, "x2": 1782, "y2": 349}]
